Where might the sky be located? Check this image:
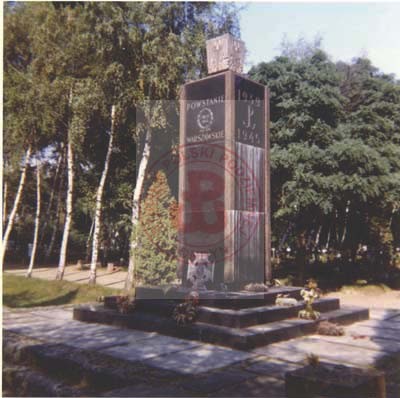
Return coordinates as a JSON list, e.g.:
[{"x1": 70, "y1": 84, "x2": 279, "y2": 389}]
[{"x1": 239, "y1": 2, "x2": 400, "y2": 78}]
